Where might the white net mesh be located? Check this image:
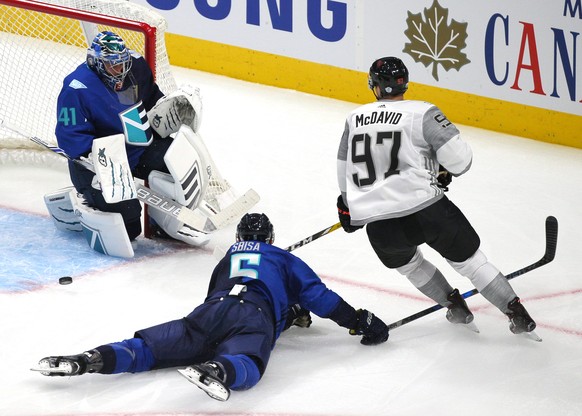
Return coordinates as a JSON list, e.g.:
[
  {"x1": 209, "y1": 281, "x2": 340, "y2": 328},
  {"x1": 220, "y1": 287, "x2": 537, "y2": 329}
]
[
  {"x1": 0, "y1": 0, "x2": 232, "y2": 214},
  {"x1": 0, "y1": 0, "x2": 176, "y2": 159}
]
